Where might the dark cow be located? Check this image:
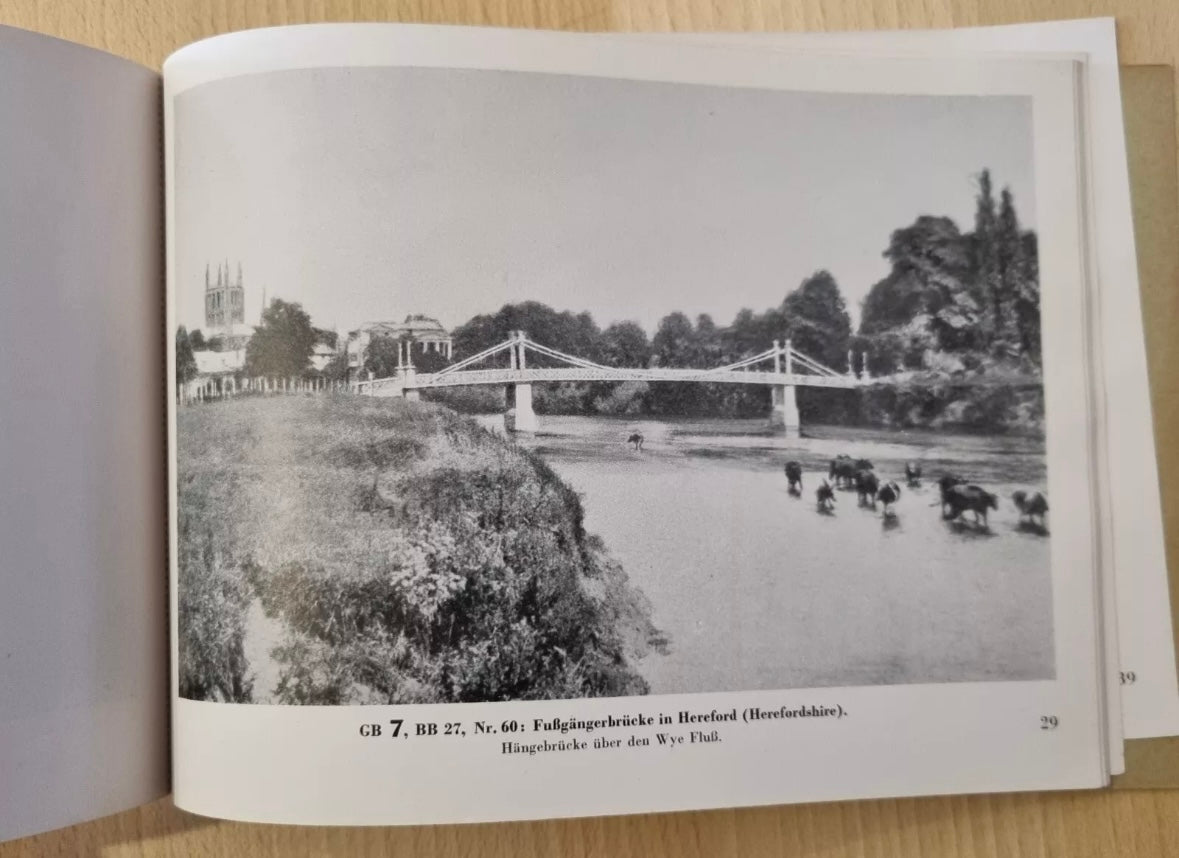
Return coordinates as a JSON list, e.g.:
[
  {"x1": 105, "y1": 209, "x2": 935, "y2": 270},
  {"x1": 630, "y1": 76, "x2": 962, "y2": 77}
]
[
  {"x1": 829, "y1": 455, "x2": 873, "y2": 489},
  {"x1": 855, "y1": 469, "x2": 880, "y2": 508},
  {"x1": 1013, "y1": 491, "x2": 1049, "y2": 527},
  {"x1": 816, "y1": 480, "x2": 836, "y2": 513},
  {"x1": 784, "y1": 460, "x2": 803, "y2": 495},
  {"x1": 943, "y1": 484, "x2": 999, "y2": 528},
  {"x1": 904, "y1": 461, "x2": 922, "y2": 488},
  {"x1": 828, "y1": 455, "x2": 854, "y2": 488},
  {"x1": 937, "y1": 474, "x2": 966, "y2": 515},
  {"x1": 876, "y1": 481, "x2": 902, "y2": 515},
  {"x1": 627, "y1": 432, "x2": 644, "y2": 452}
]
